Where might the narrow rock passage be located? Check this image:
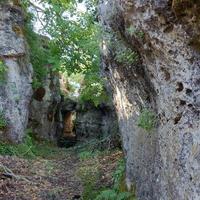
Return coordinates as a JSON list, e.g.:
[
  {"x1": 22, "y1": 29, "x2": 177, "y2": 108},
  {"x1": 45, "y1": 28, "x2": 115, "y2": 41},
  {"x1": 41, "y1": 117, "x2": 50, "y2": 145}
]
[{"x1": 0, "y1": 151, "x2": 83, "y2": 200}]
